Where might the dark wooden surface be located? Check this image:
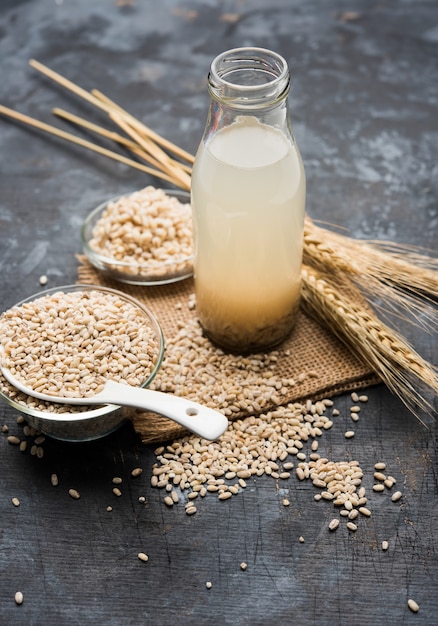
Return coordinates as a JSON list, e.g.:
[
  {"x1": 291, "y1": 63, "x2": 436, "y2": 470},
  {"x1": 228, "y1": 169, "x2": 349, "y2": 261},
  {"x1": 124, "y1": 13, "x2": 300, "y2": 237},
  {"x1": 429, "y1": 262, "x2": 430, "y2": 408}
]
[{"x1": 0, "y1": 1, "x2": 437, "y2": 624}]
